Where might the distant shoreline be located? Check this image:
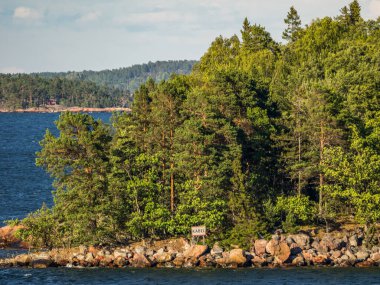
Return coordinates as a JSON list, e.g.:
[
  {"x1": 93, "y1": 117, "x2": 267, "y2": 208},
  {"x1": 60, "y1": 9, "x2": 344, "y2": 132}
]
[{"x1": 0, "y1": 106, "x2": 131, "y2": 113}]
